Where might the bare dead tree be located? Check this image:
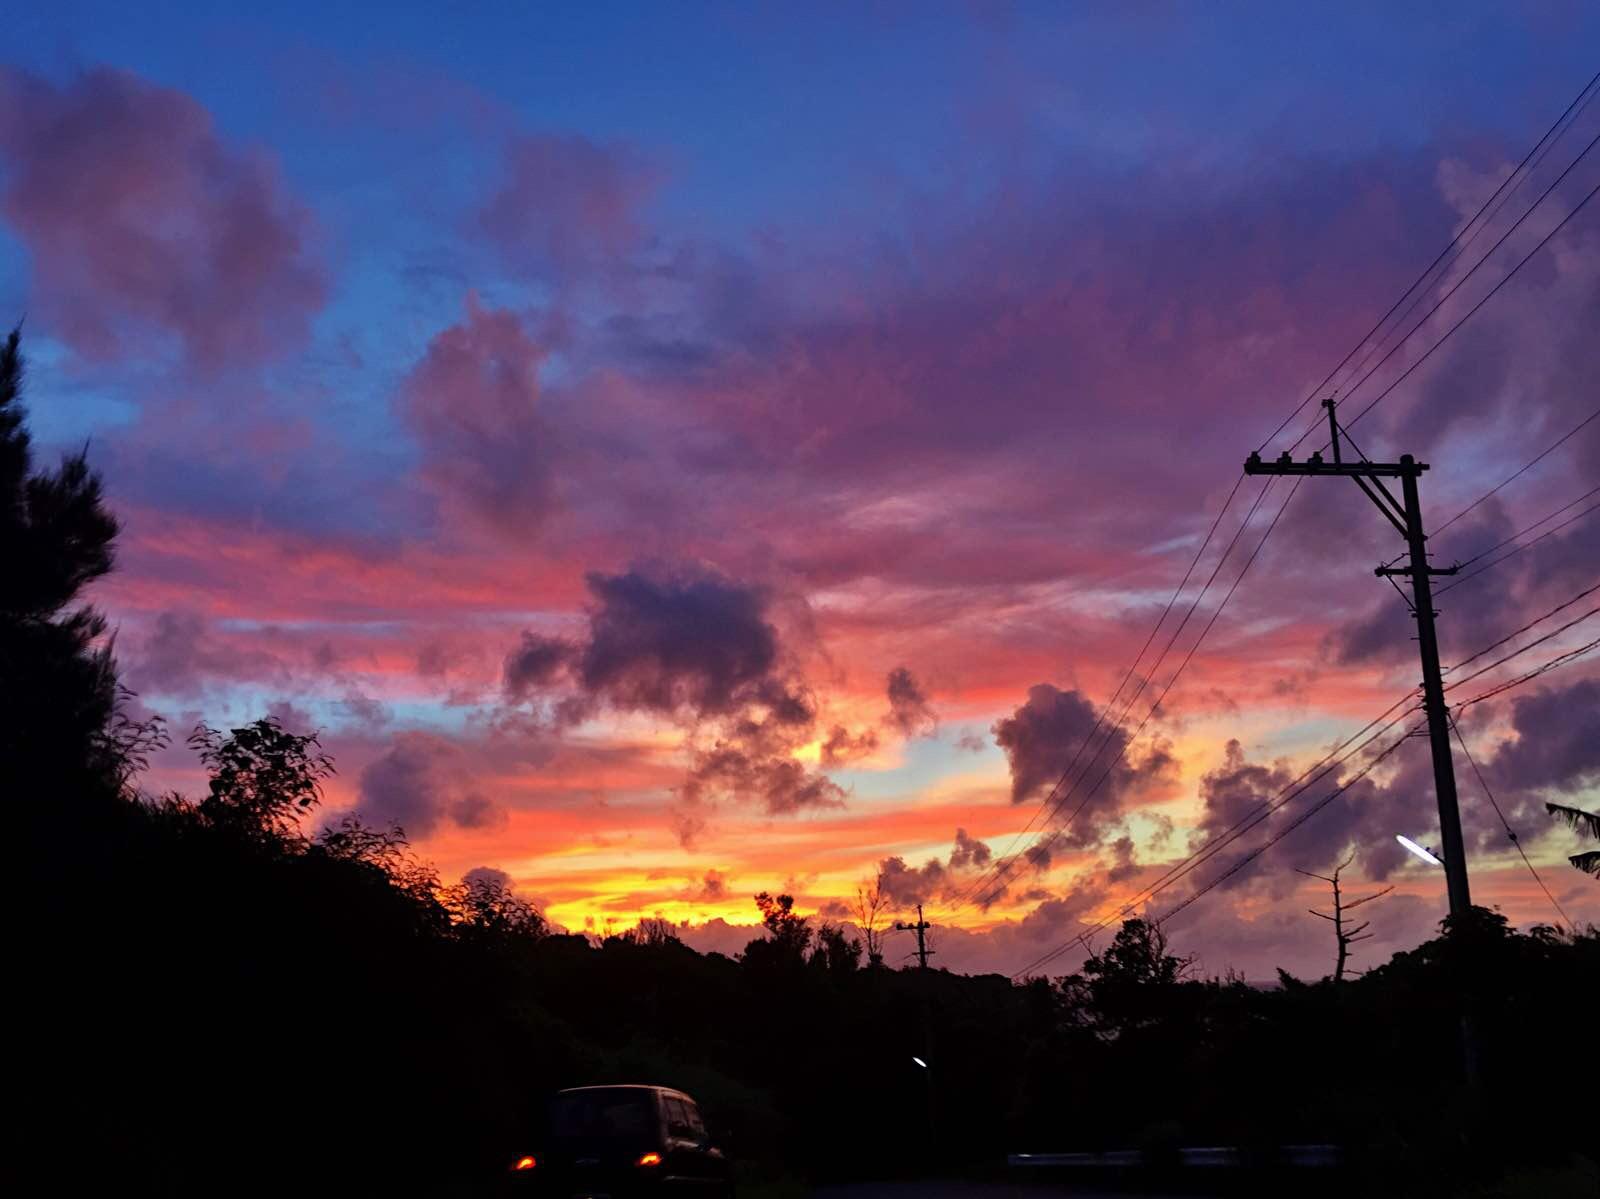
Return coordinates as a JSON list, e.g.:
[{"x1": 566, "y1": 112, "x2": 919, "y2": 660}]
[
  {"x1": 1297, "y1": 854, "x2": 1394, "y2": 983},
  {"x1": 854, "y1": 874, "x2": 890, "y2": 967}
]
